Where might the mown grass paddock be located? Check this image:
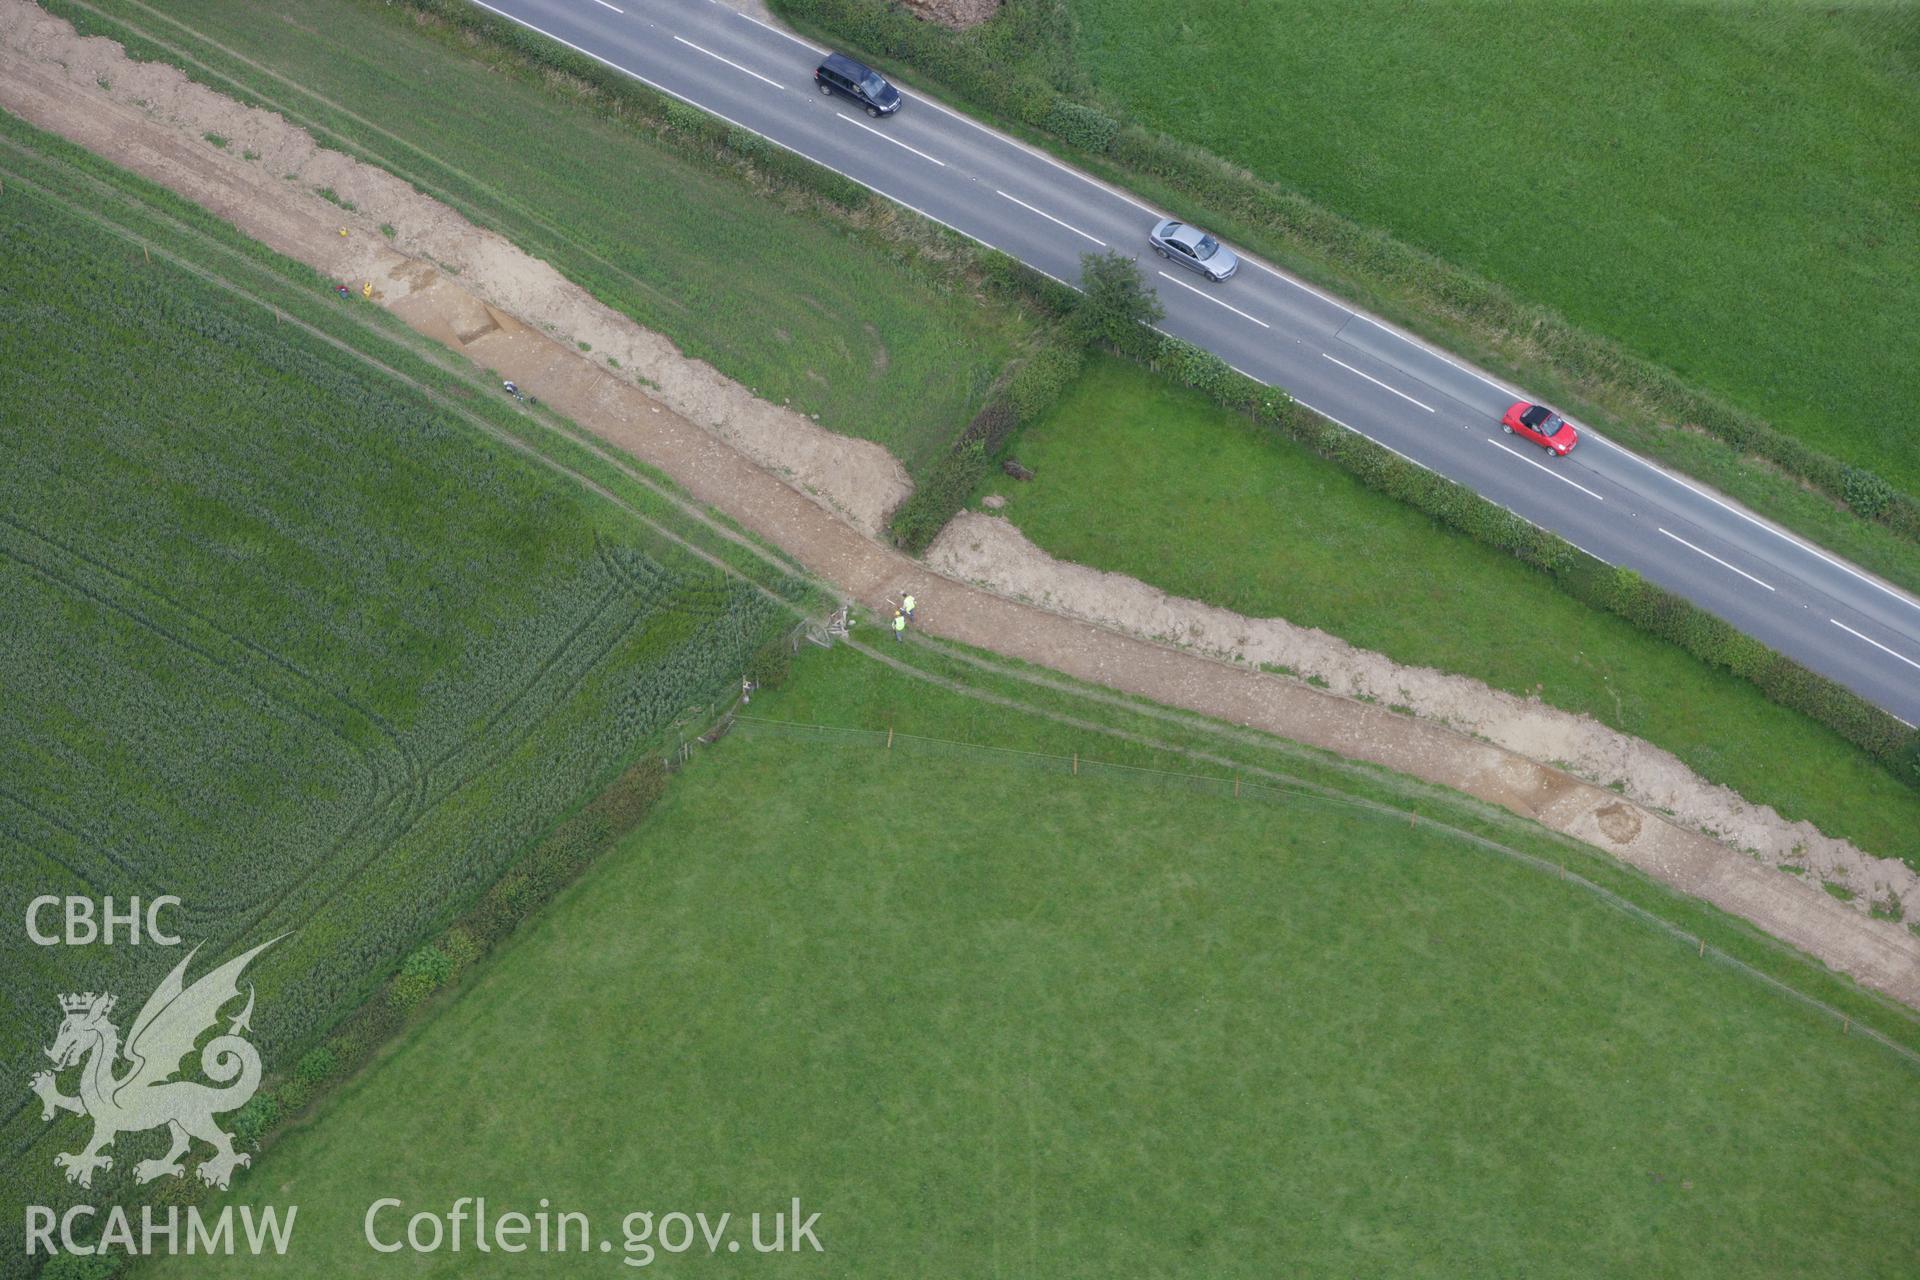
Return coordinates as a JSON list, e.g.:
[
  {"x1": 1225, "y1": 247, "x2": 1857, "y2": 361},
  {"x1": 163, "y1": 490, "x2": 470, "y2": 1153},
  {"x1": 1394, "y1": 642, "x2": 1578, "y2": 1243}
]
[
  {"x1": 0, "y1": 109, "x2": 792, "y2": 1243},
  {"x1": 148, "y1": 645, "x2": 1920, "y2": 1279}
]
